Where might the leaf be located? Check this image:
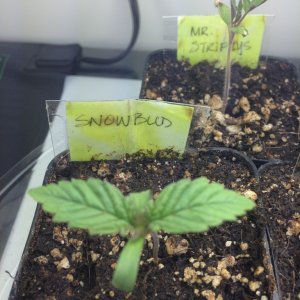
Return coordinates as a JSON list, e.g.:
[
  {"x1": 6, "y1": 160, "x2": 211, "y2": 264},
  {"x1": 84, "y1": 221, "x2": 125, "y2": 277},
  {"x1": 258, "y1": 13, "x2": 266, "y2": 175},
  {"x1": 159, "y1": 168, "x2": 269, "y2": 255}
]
[
  {"x1": 29, "y1": 178, "x2": 132, "y2": 235},
  {"x1": 218, "y1": 2, "x2": 232, "y2": 27},
  {"x1": 112, "y1": 236, "x2": 144, "y2": 292},
  {"x1": 149, "y1": 178, "x2": 255, "y2": 234},
  {"x1": 243, "y1": 0, "x2": 252, "y2": 12},
  {"x1": 125, "y1": 190, "x2": 153, "y2": 229},
  {"x1": 253, "y1": 0, "x2": 267, "y2": 6},
  {"x1": 231, "y1": 26, "x2": 248, "y2": 36},
  {"x1": 234, "y1": 0, "x2": 267, "y2": 25}
]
